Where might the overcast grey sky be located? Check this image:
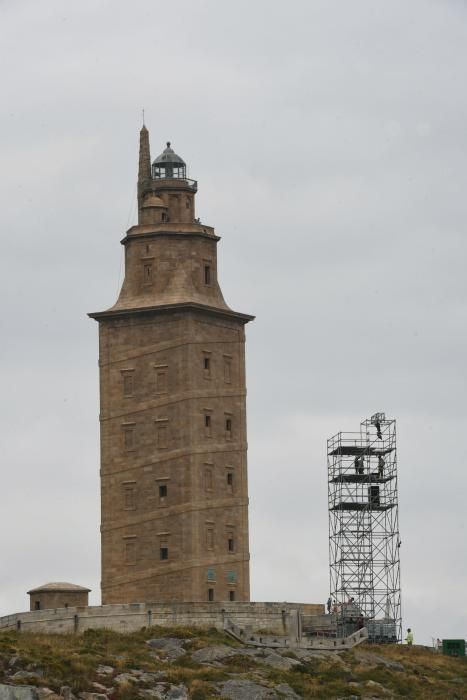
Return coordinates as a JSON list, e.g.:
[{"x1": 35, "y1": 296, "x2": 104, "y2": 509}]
[{"x1": 1, "y1": 0, "x2": 466, "y2": 646}]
